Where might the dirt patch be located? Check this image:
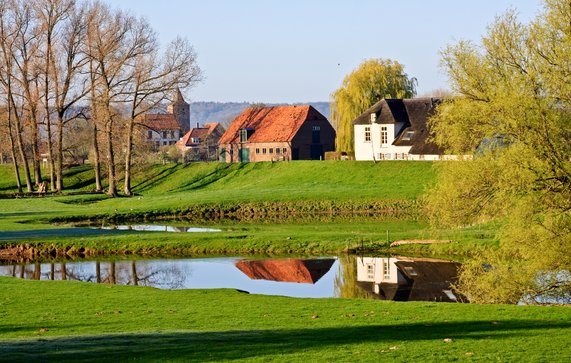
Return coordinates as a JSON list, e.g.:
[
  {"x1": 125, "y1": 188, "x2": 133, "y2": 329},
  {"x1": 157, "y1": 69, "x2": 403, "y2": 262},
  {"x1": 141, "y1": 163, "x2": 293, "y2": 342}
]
[{"x1": 390, "y1": 239, "x2": 452, "y2": 247}]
